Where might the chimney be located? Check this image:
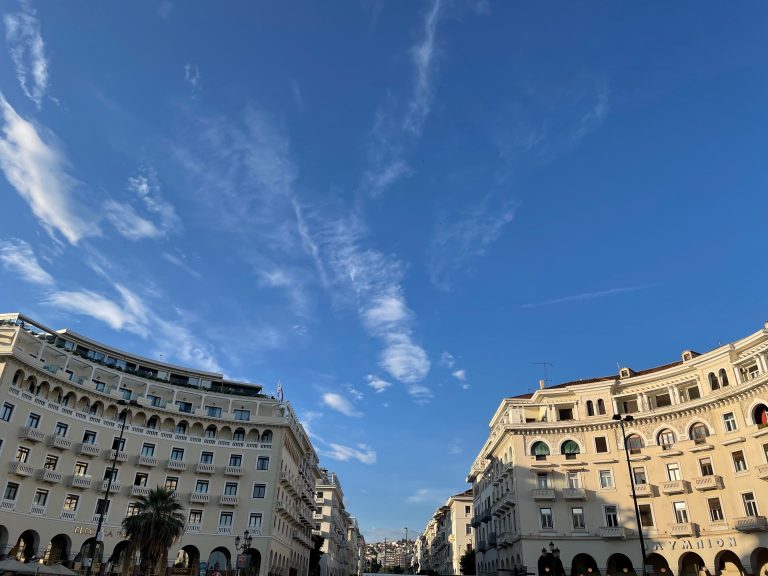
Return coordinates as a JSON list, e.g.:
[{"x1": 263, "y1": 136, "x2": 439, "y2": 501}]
[{"x1": 539, "y1": 379, "x2": 546, "y2": 390}]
